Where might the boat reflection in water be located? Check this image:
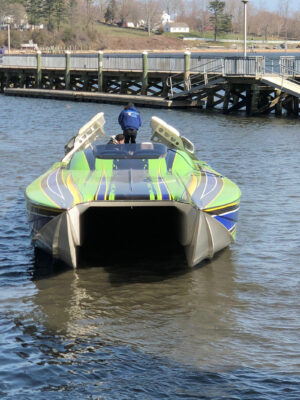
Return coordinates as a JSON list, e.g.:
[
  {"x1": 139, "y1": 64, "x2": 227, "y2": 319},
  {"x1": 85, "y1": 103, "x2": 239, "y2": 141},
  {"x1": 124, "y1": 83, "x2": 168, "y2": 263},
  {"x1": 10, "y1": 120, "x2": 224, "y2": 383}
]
[{"x1": 31, "y1": 247, "x2": 237, "y2": 370}]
